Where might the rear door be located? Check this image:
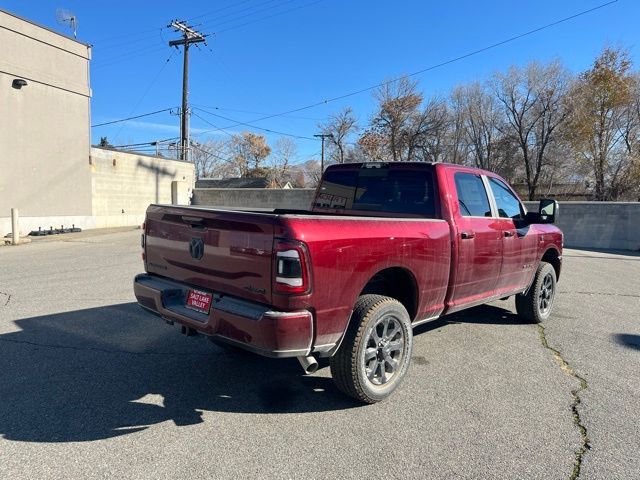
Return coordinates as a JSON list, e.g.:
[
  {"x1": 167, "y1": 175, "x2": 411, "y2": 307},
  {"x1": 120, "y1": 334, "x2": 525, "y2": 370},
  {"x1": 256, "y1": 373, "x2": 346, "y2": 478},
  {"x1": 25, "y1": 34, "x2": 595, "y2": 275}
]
[
  {"x1": 448, "y1": 171, "x2": 503, "y2": 307},
  {"x1": 486, "y1": 176, "x2": 538, "y2": 294},
  {"x1": 144, "y1": 206, "x2": 276, "y2": 305}
]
